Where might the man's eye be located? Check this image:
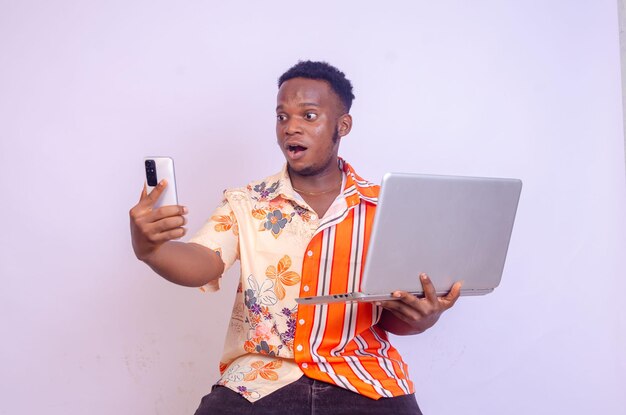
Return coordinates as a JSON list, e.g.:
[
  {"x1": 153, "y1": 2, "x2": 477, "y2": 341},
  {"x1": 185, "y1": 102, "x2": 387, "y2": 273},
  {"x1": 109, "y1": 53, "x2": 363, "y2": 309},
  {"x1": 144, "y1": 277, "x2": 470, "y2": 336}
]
[
  {"x1": 304, "y1": 113, "x2": 317, "y2": 120},
  {"x1": 277, "y1": 114, "x2": 287, "y2": 121}
]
